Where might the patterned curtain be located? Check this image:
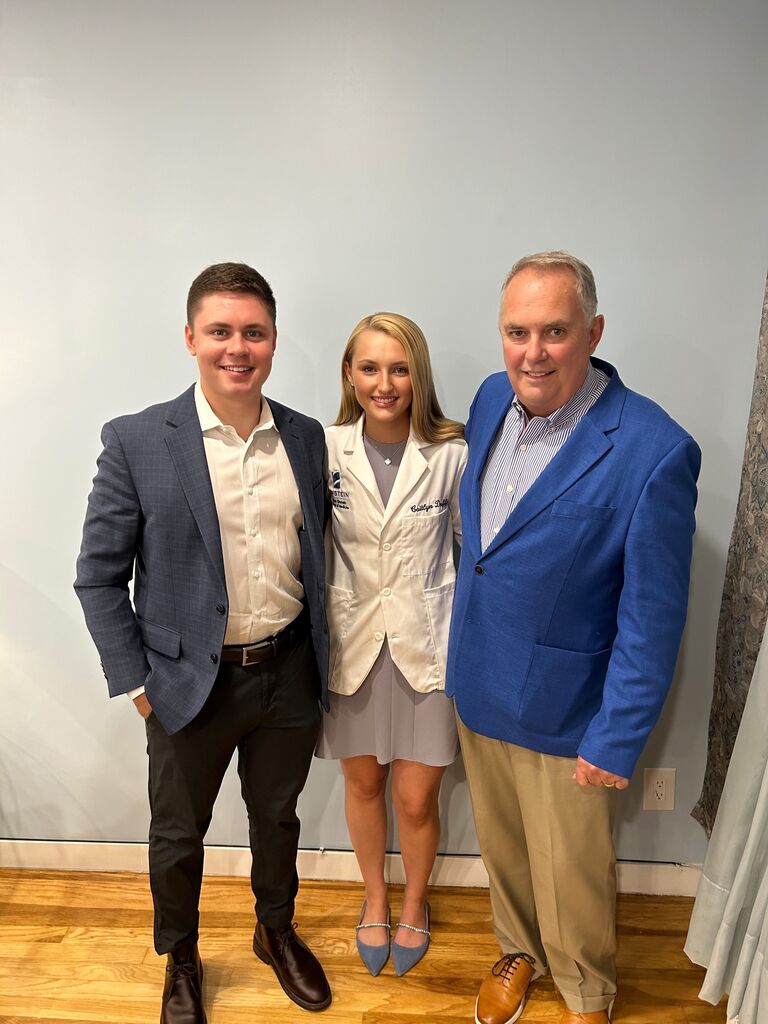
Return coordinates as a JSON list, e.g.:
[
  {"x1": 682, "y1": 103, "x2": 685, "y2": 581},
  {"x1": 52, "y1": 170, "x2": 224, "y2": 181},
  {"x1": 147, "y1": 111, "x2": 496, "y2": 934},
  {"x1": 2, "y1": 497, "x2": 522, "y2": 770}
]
[{"x1": 692, "y1": 272, "x2": 768, "y2": 836}]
